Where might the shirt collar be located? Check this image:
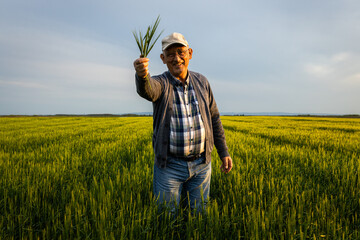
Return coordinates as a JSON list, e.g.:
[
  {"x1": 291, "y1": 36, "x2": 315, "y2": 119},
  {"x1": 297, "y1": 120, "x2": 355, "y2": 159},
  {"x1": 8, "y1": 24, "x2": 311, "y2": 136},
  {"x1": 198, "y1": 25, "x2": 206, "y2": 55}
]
[{"x1": 169, "y1": 72, "x2": 189, "y2": 87}]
